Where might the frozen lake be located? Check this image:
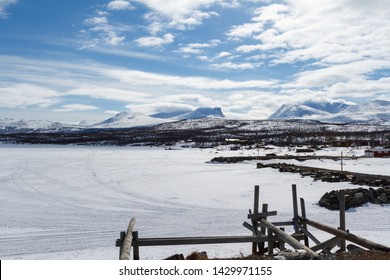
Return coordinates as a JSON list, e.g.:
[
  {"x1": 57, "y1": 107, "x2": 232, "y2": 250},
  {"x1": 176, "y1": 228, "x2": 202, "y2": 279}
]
[{"x1": 0, "y1": 144, "x2": 389, "y2": 259}]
